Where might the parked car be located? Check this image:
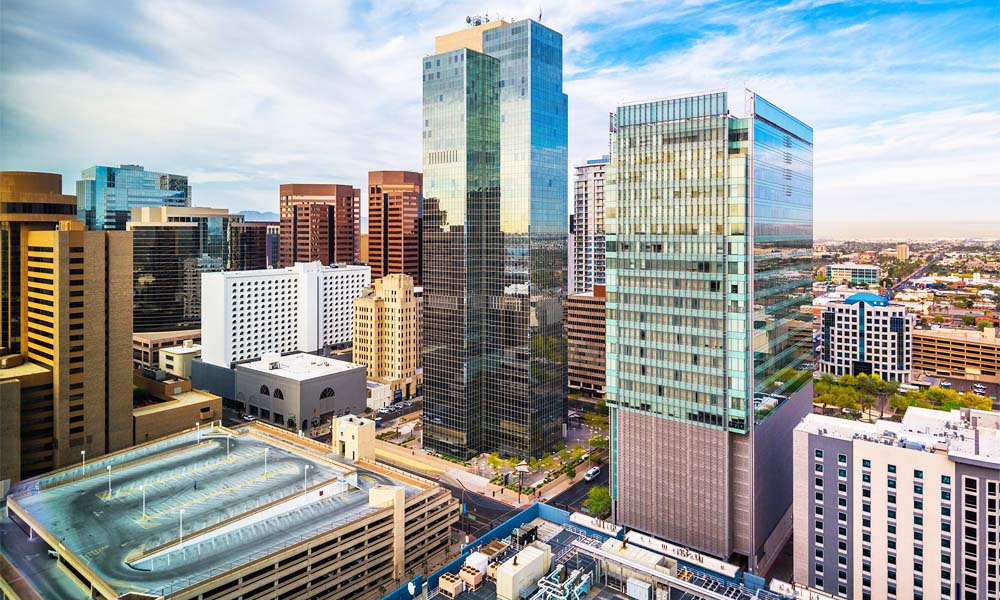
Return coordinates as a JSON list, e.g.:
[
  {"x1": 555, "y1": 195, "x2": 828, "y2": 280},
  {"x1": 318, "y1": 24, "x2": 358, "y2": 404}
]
[
  {"x1": 584, "y1": 466, "x2": 601, "y2": 482},
  {"x1": 242, "y1": 414, "x2": 256, "y2": 422},
  {"x1": 940, "y1": 381, "x2": 952, "y2": 388}
]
